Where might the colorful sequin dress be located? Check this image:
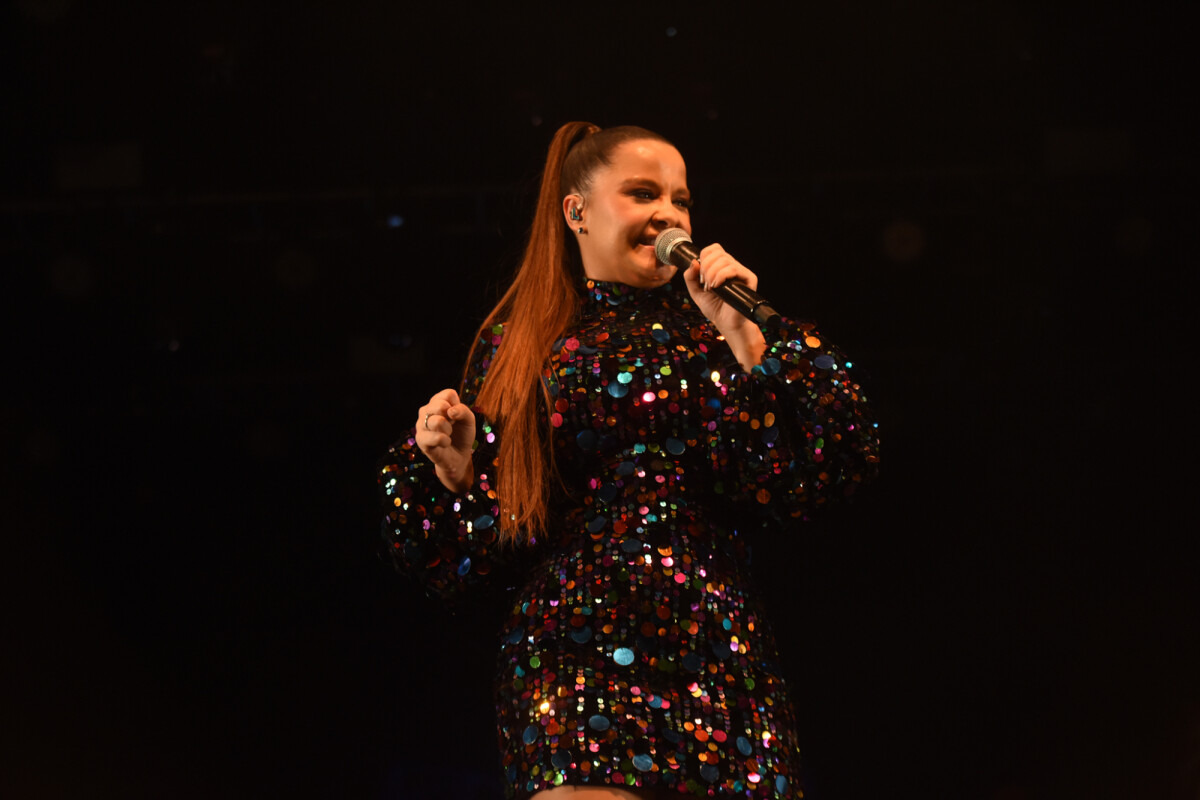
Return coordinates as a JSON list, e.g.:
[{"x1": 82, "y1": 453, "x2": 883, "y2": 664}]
[{"x1": 380, "y1": 279, "x2": 879, "y2": 798}]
